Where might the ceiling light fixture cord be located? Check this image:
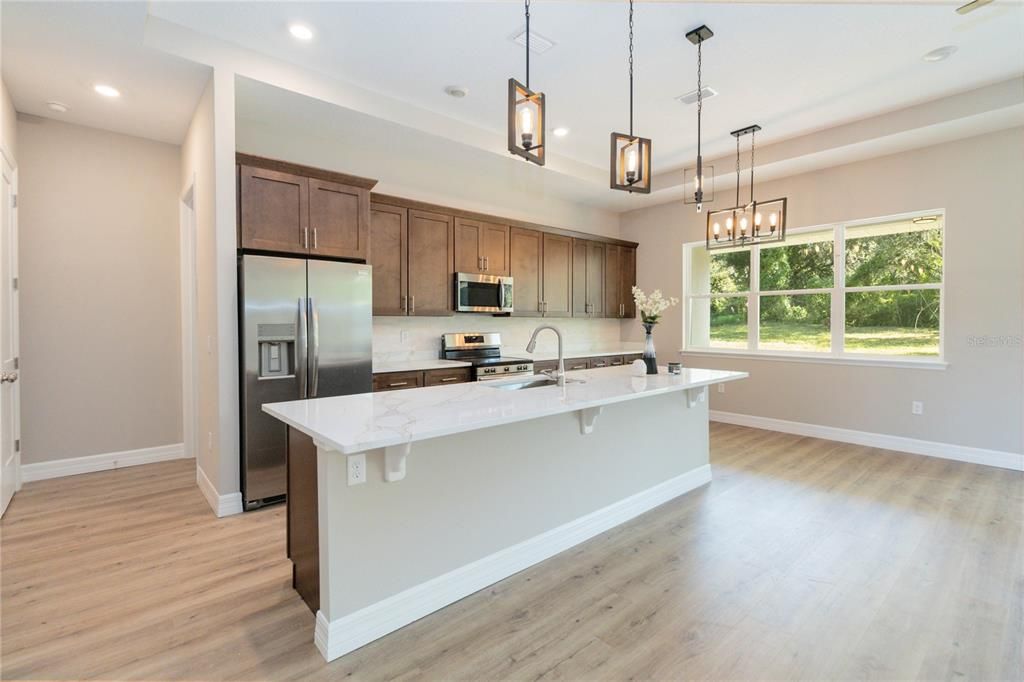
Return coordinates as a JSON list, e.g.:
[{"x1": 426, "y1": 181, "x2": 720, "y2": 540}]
[
  {"x1": 735, "y1": 134, "x2": 741, "y2": 208},
  {"x1": 628, "y1": 0, "x2": 634, "y2": 136},
  {"x1": 750, "y1": 128, "x2": 756, "y2": 205},
  {"x1": 696, "y1": 34, "x2": 702, "y2": 177},
  {"x1": 525, "y1": 0, "x2": 531, "y2": 89}
]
